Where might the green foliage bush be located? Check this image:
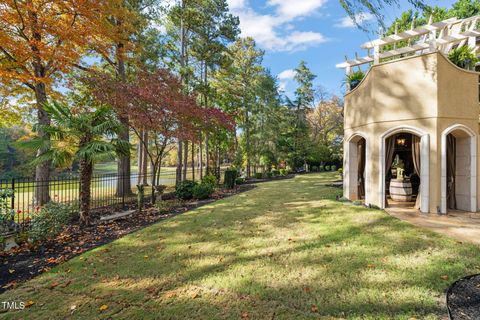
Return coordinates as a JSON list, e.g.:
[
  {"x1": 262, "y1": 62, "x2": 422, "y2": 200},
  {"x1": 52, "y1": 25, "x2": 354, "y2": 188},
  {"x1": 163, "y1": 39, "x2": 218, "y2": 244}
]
[
  {"x1": 202, "y1": 174, "x2": 217, "y2": 188},
  {"x1": 279, "y1": 169, "x2": 287, "y2": 176},
  {"x1": 224, "y1": 169, "x2": 237, "y2": 189},
  {"x1": 29, "y1": 202, "x2": 78, "y2": 243},
  {"x1": 266, "y1": 172, "x2": 273, "y2": 178},
  {"x1": 155, "y1": 199, "x2": 183, "y2": 214},
  {"x1": 235, "y1": 177, "x2": 245, "y2": 185},
  {"x1": 331, "y1": 165, "x2": 337, "y2": 171},
  {"x1": 175, "y1": 180, "x2": 198, "y2": 200},
  {"x1": 193, "y1": 183, "x2": 214, "y2": 200},
  {"x1": 325, "y1": 165, "x2": 331, "y2": 171},
  {"x1": 272, "y1": 170, "x2": 280, "y2": 176},
  {"x1": 255, "y1": 172, "x2": 263, "y2": 179},
  {"x1": 338, "y1": 168, "x2": 343, "y2": 174},
  {"x1": 448, "y1": 45, "x2": 478, "y2": 70},
  {"x1": 319, "y1": 166, "x2": 324, "y2": 172}
]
